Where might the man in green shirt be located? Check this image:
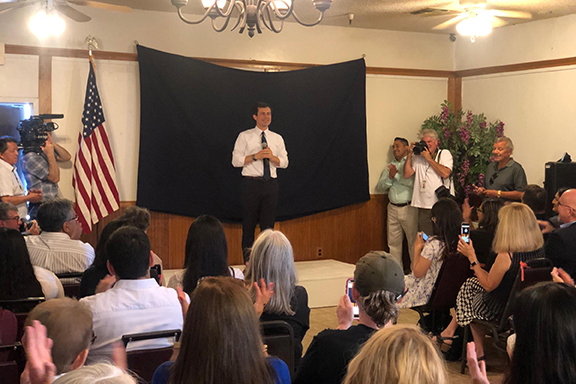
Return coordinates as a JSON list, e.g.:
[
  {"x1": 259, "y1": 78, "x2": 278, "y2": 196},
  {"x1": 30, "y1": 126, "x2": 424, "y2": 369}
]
[{"x1": 376, "y1": 137, "x2": 417, "y2": 269}]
